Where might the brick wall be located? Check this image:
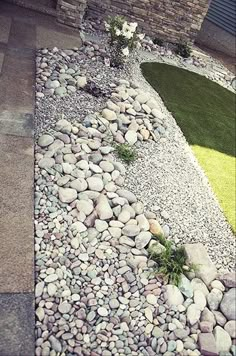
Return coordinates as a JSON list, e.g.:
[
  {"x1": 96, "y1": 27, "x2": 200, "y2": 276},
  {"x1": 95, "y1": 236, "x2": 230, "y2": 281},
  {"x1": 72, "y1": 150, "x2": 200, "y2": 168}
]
[{"x1": 86, "y1": 0, "x2": 211, "y2": 43}]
